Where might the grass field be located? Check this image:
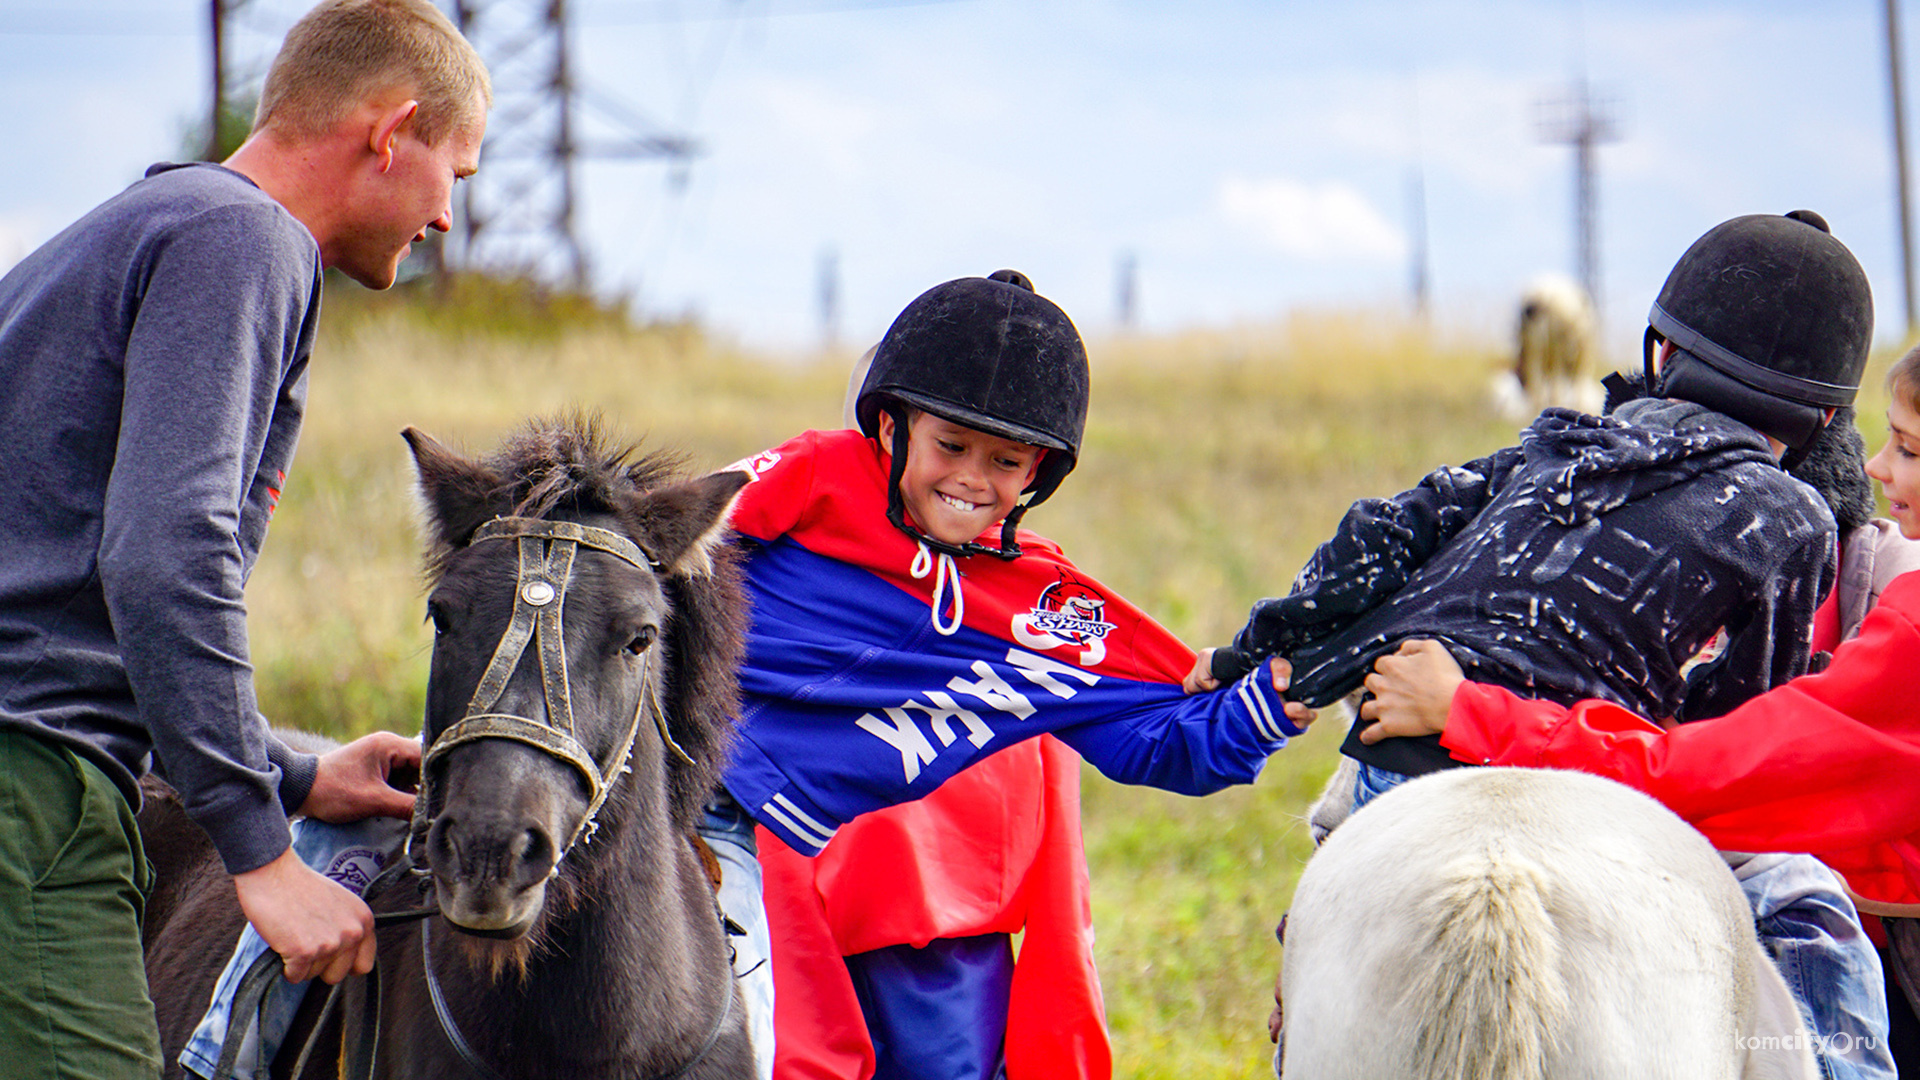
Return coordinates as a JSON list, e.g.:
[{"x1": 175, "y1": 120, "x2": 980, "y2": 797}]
[{"x1": 249, "y1": 280, "x2": 1903, "y2": 1077}]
